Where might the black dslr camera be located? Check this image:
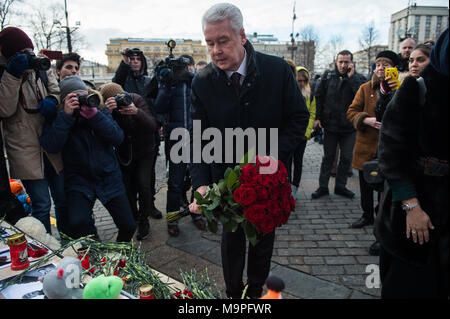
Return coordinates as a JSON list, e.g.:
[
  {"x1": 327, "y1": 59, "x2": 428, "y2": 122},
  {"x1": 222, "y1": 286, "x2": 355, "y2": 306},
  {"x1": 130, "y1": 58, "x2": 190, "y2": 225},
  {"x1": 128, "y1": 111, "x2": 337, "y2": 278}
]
[
  {"x1": 123, "y1": 48, "x2": 143, "y2": 57},
  {"x1": 23, "y1": 50, "x2": 51, "y2": 71},
  {"x1": 114, "y1": 93, "x2": 132, "y2": 109},
  {"x1": 154, "y1": 39, "x2": 190, "y2": 85},
  {"x1": 76, "y1": 93, "x2": 100, "y2": 108}
]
